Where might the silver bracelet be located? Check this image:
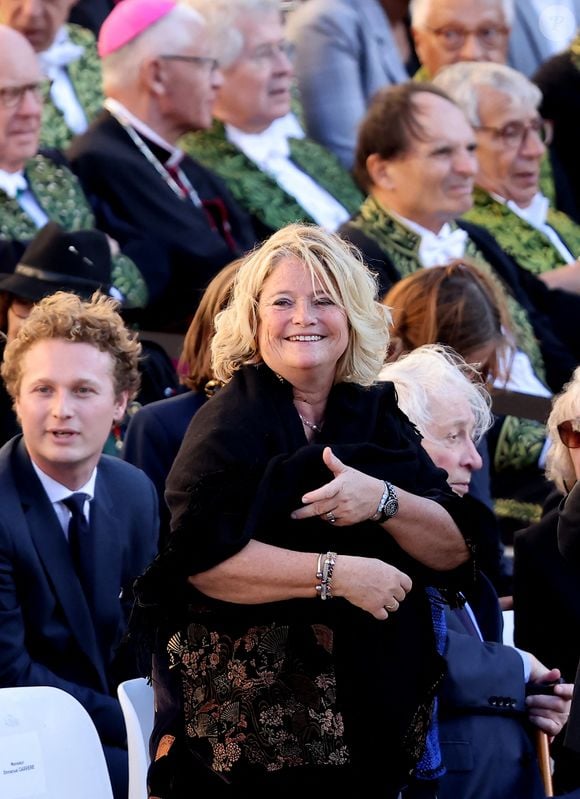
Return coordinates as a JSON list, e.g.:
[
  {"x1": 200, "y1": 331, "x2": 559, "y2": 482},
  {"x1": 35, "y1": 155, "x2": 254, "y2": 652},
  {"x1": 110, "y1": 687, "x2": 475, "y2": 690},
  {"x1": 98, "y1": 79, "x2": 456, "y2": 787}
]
[
  {"x1": 370, "y1": 480, "x2": 399, "y2": 523},
  {"x1": 315, "y1": 551, "x2": 337, "y2": 600}
]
